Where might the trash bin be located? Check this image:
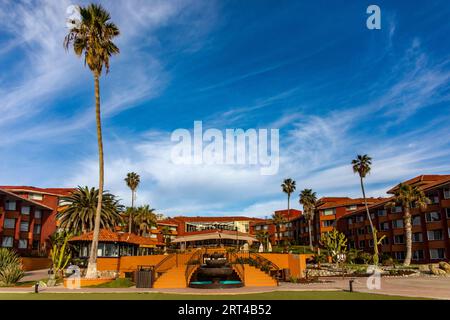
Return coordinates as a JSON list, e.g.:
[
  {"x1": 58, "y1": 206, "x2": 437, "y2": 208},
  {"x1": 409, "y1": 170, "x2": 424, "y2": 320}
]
[{"x1": 135, "y1": 266, "x2": 154, "y2": 288}]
